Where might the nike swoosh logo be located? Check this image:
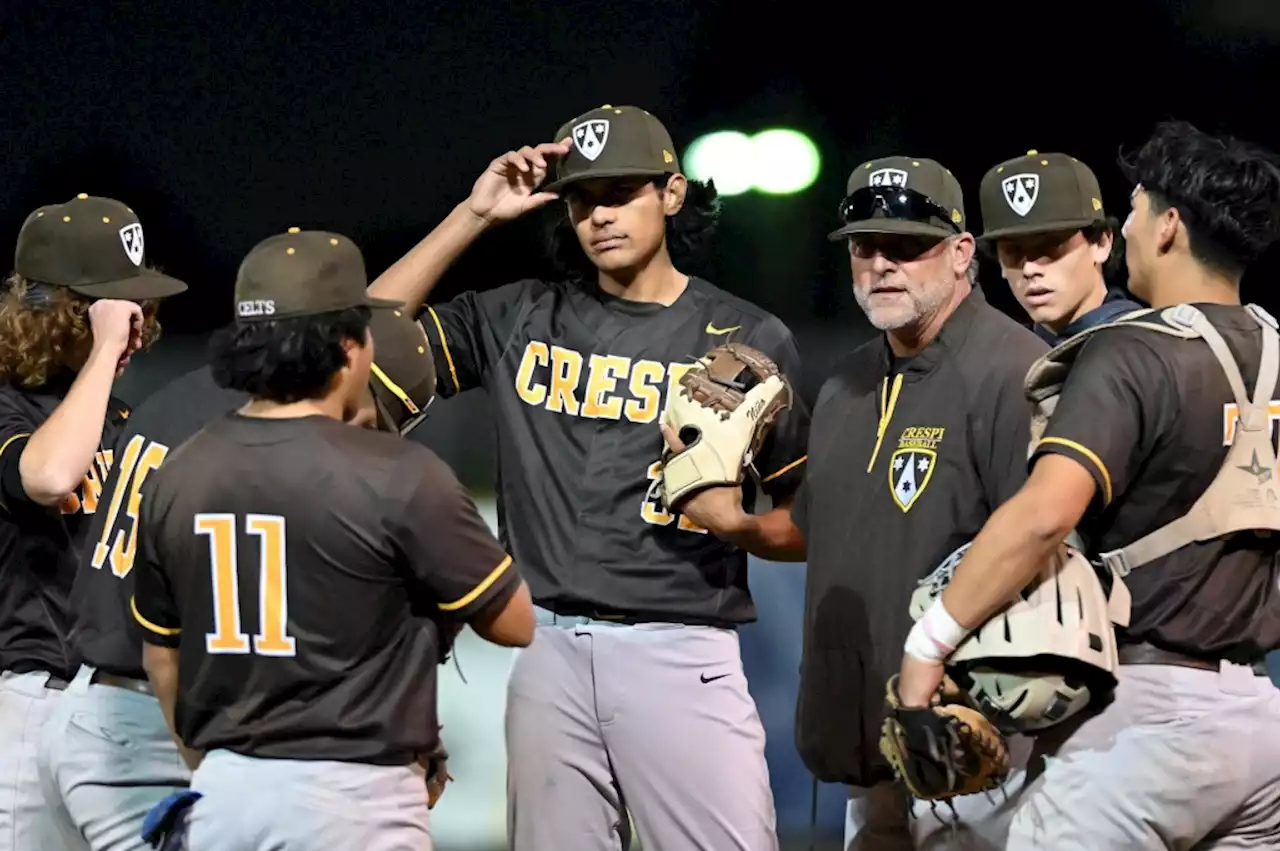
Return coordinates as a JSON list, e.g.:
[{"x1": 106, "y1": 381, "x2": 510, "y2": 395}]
[
  {"x1": 705, "y1": 322, "x2": 741, "y2": 335},
  {"x1": 700, "y1": 673, "x2": 730, "y2": 683}
]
